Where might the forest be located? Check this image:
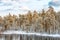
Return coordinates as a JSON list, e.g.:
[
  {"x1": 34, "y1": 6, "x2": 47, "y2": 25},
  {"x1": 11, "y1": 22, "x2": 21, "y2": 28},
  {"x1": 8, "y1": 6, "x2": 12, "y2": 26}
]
[{"x1": 0, "y1": 6, "x2": 60, "y2": 34}]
